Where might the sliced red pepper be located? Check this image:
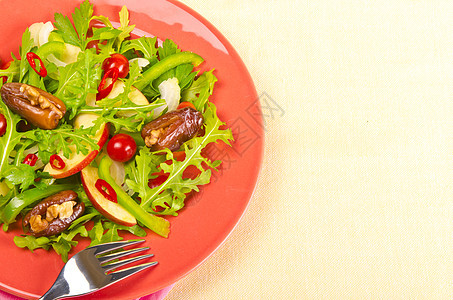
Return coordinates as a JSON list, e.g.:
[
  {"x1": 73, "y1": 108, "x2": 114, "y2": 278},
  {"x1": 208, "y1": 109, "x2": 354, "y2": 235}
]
[
  {"x1": 95, "y1": 179, "x2": 118, "y2": 203},
  {"x1": 96, "y1": 67, "x2": 119, "y2": 100},
  {"x1": 22, "y1": 154, "x2": 38, "y2": 166},
  {"x1": 49, "y1": 154, "x2": 65, "y2": 170},
  {"x1": 26, "y1": 52, "x2": 47, "y2": 77}
]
